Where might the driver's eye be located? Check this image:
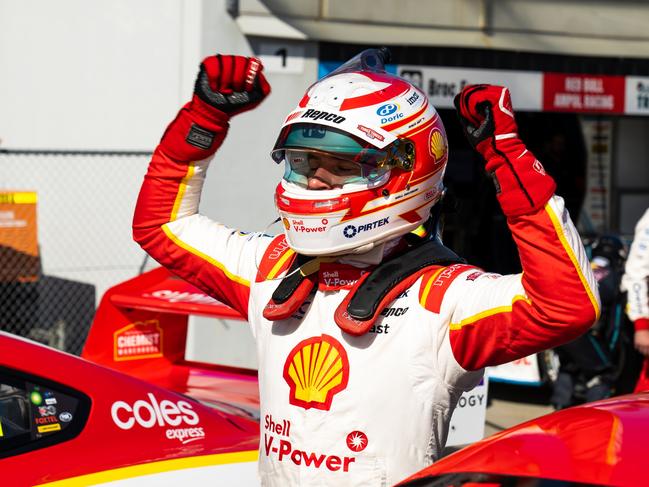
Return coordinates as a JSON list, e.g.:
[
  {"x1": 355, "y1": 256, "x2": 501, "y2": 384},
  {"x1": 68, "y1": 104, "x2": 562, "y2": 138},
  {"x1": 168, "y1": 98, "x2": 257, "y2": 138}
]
[{"x1": 336, "y1": 164, "x2": 359, "y2": 175}]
